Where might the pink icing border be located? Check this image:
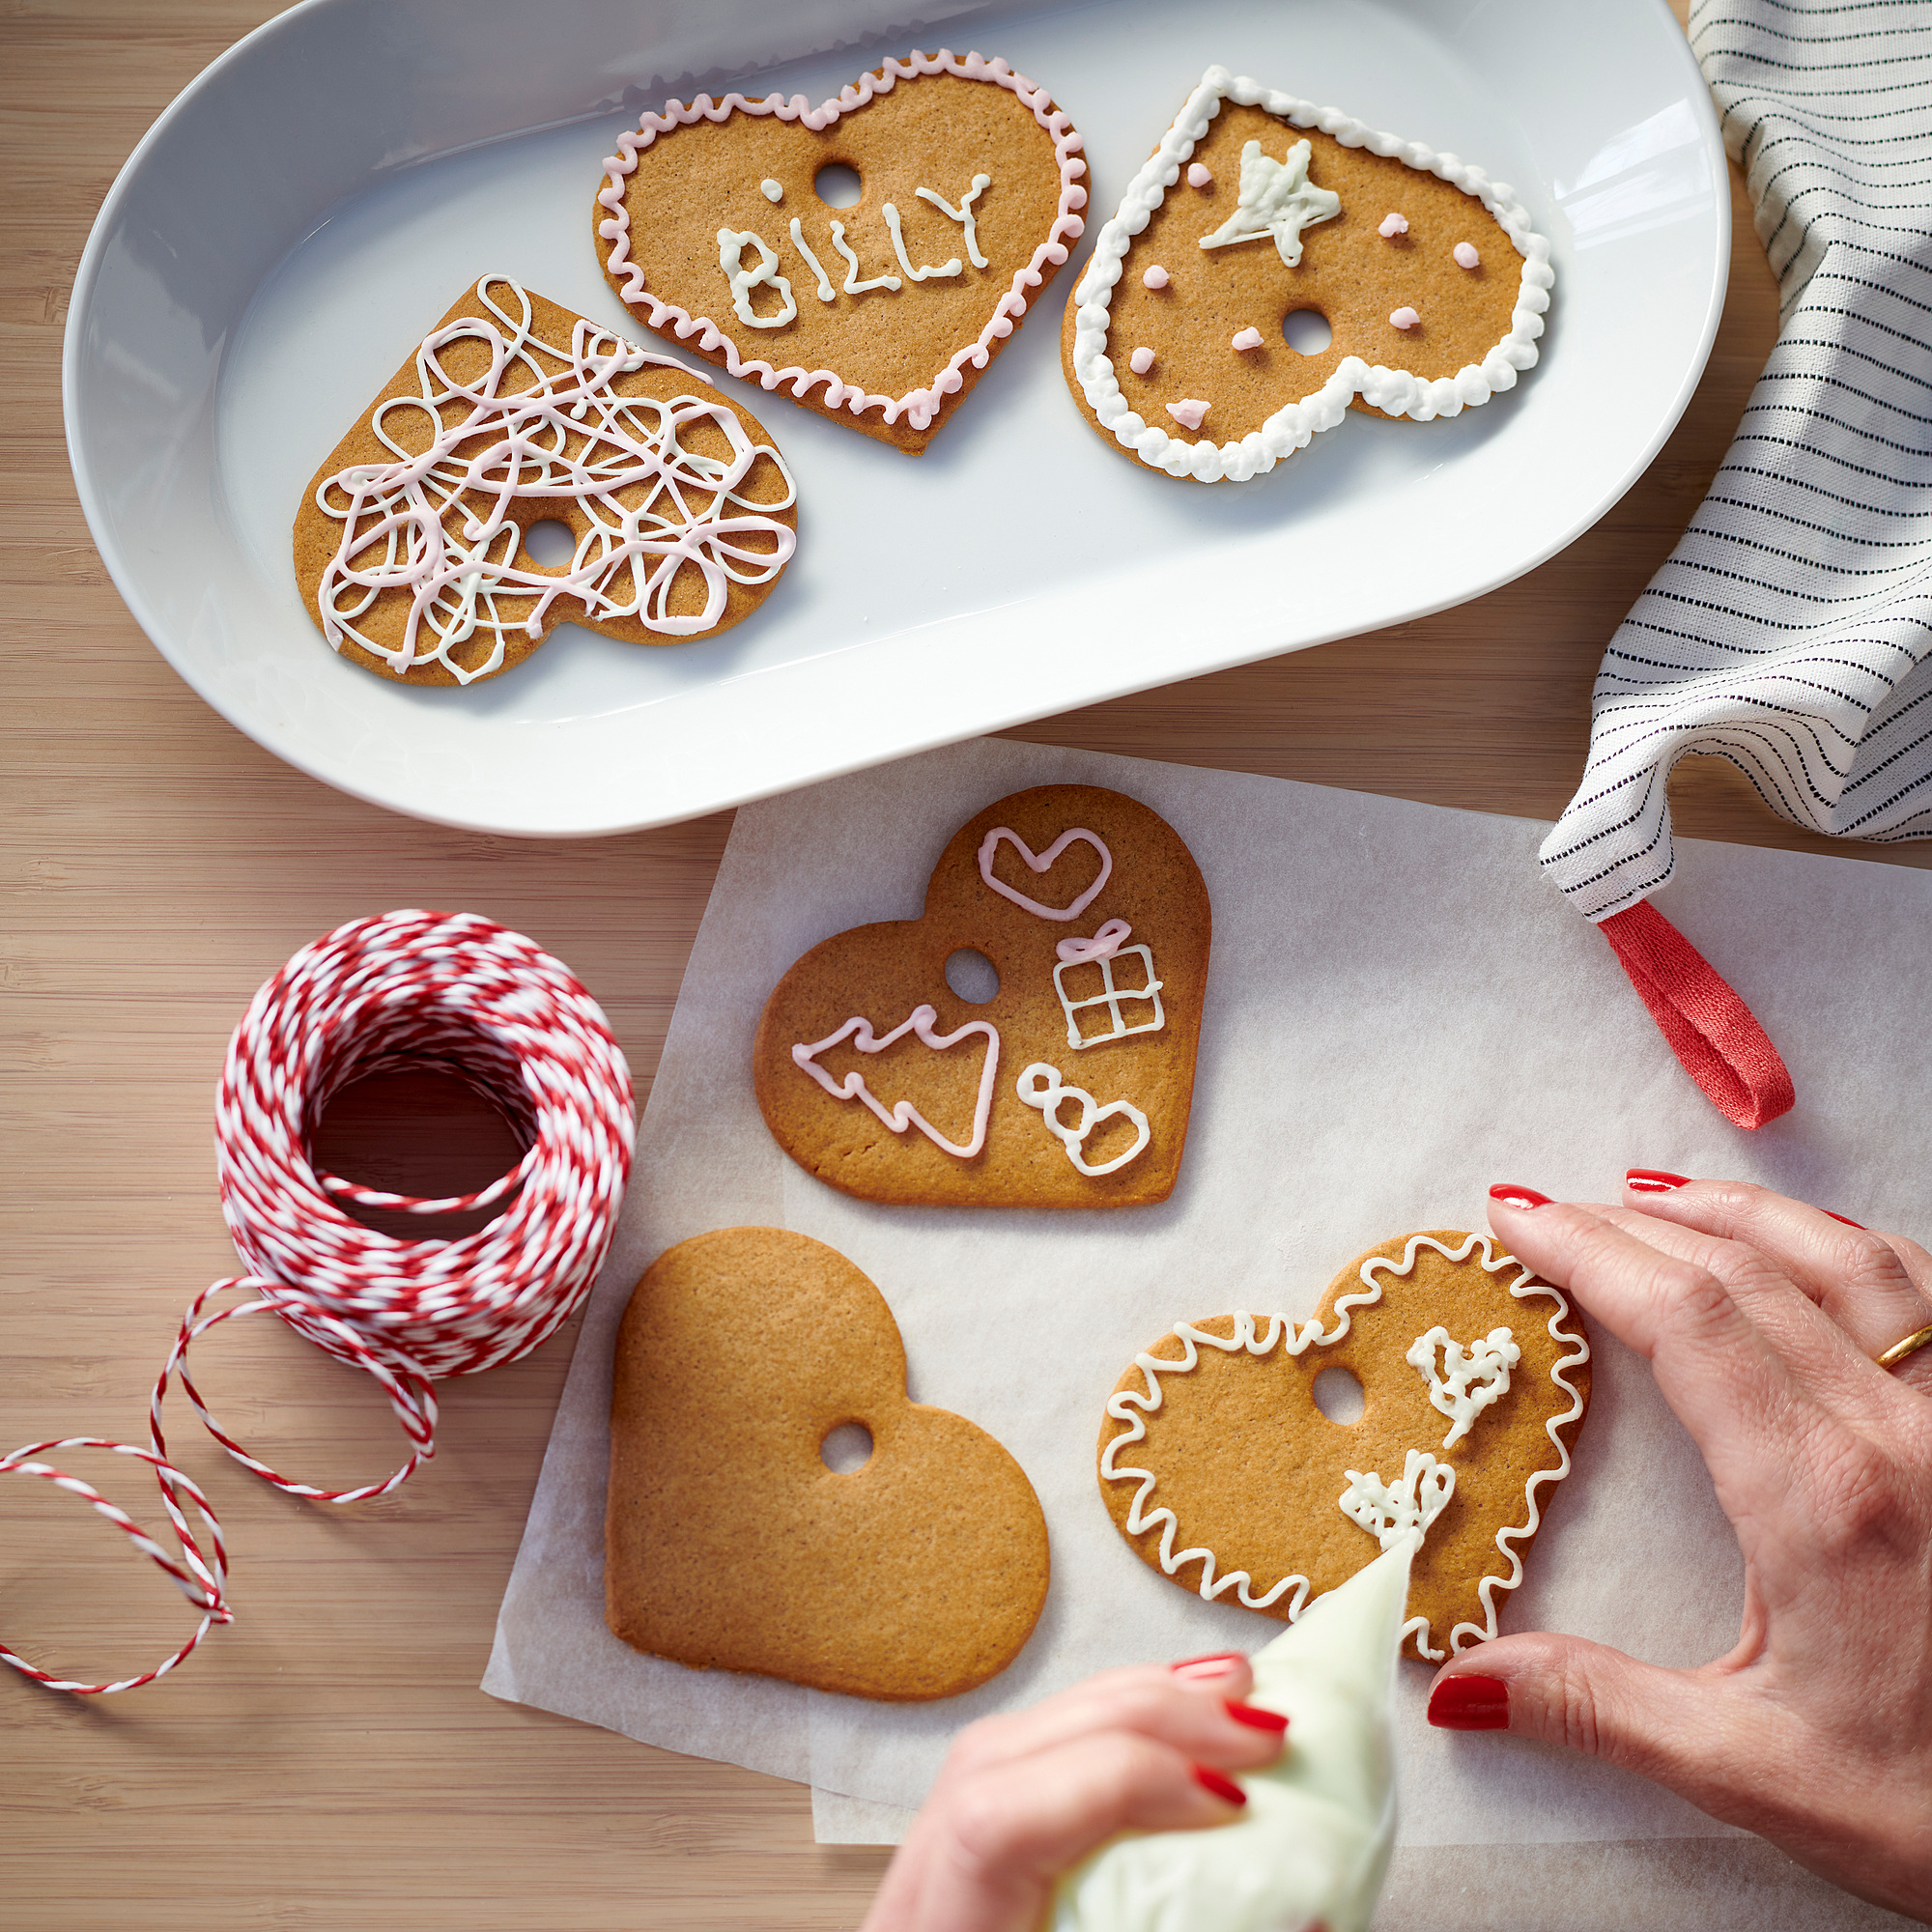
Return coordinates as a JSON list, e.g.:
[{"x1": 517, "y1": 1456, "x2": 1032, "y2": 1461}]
[{"x1": 594, "y1": 49, "x2": 1089, "y2": 433}]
